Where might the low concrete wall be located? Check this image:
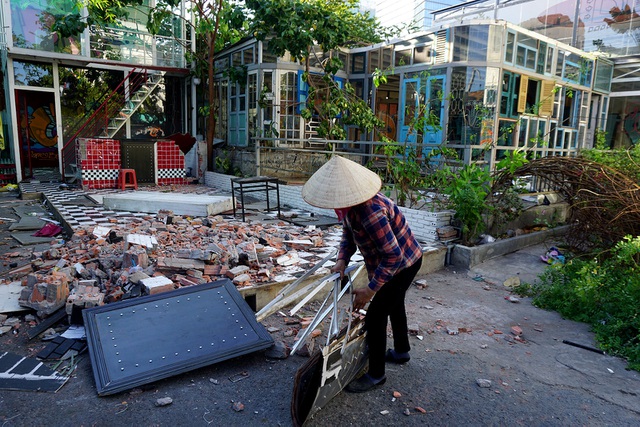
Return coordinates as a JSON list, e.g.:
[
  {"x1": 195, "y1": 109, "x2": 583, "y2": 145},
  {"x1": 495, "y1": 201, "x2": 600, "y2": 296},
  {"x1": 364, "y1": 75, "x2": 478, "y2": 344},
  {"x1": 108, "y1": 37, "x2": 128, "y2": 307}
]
[
  {"x1": 489, "y1": 202, "x2": 569, "y2": 236},
  {"x1": 450, "y1": 224, "x2": 571, "y2": 269}
]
